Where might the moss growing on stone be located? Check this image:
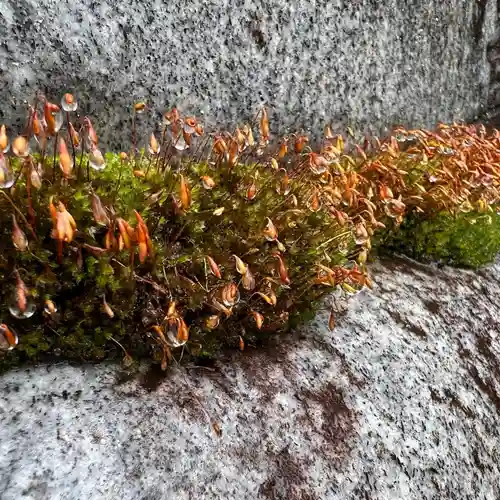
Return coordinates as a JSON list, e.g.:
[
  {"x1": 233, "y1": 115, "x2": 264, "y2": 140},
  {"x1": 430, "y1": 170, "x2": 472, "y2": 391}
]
[
  {"x1": 0, "y1": 147, "x2": 361, "y2": 371},
  {"x1": 379, "y1": 210, "x2": 500, "y2": 268},
  {"x1": 0, "y1": 99, "x2": 499, "y2": 371}
]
